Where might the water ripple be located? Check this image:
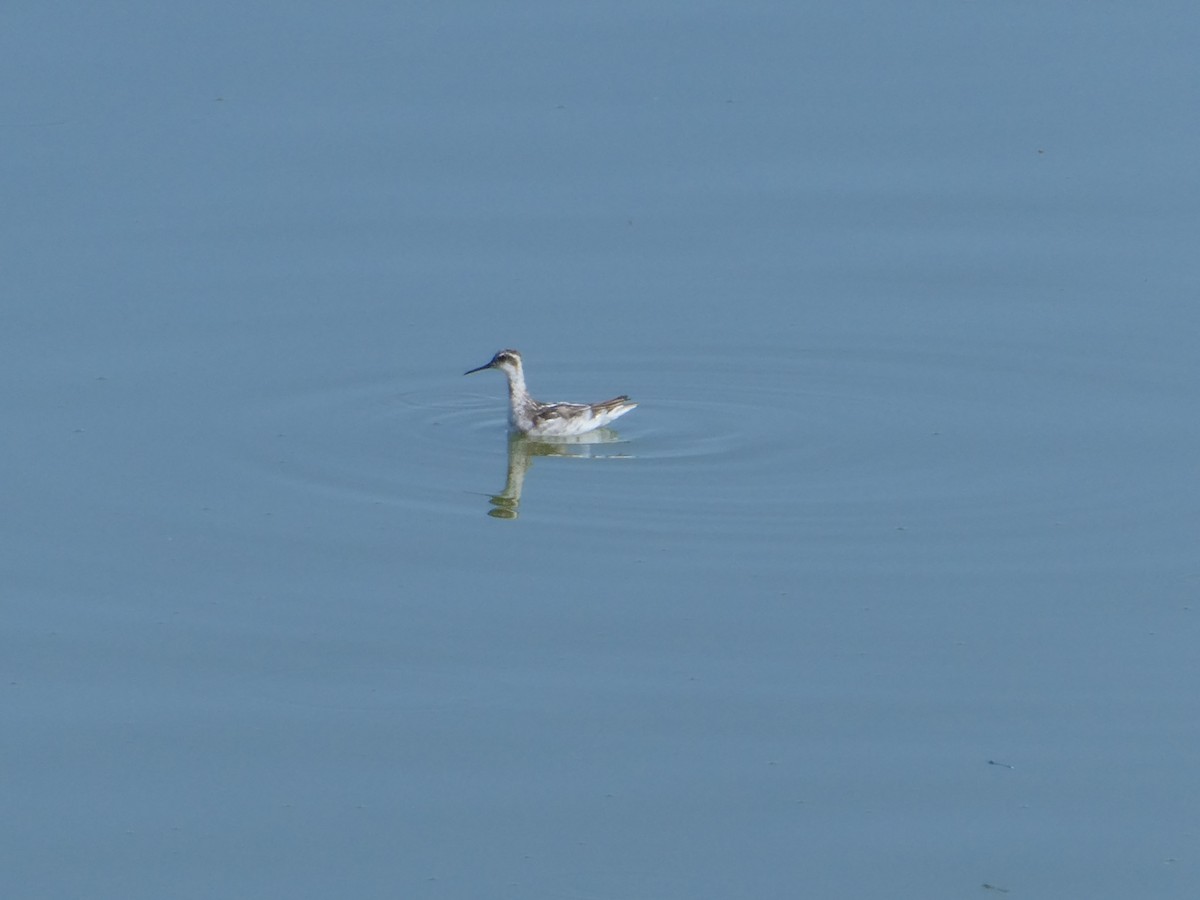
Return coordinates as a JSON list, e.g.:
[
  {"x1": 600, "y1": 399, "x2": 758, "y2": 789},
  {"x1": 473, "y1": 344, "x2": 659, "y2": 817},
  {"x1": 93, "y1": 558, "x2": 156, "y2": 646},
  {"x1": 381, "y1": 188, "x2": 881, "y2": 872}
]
[{"x1": 232, "y1": 342, "x2": 1186, "y2": 544}]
